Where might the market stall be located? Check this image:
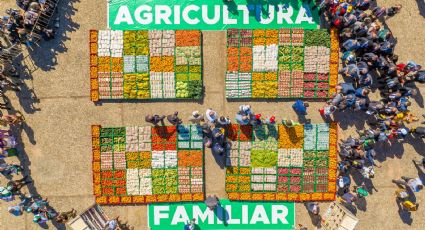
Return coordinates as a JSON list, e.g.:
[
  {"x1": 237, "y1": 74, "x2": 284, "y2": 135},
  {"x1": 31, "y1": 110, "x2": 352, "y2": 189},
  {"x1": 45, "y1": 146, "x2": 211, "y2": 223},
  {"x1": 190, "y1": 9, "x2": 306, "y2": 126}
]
[
  {"x1": 91, "y1": 125, "x2": 205, "y2": 204},
  {"x1": 67, "y1": 204, "x2": 108, "y2": 230},
  {"x1": 225, "y1": 28, "x2": 339, "y2": 99},
  {"x1": 225, "y1": 123, "x2": 338, "y2": 201},
  {"x1": 322, "y1": 202, "x2": 359, "y2": 230},
  {"x1": 89, "y1": 30, "x2": 203, "y2": 101}
]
